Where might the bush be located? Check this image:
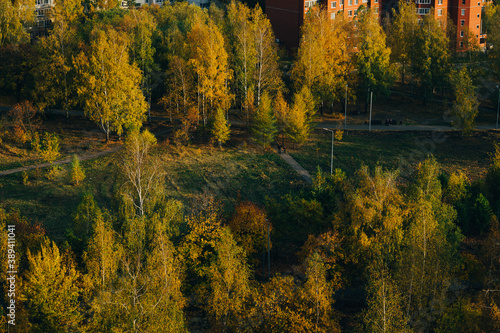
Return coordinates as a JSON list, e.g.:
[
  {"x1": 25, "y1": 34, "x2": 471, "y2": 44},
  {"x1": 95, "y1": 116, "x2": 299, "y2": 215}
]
[{"x1": 32, "y1": 132, "x2": 60, "y2": 164}]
